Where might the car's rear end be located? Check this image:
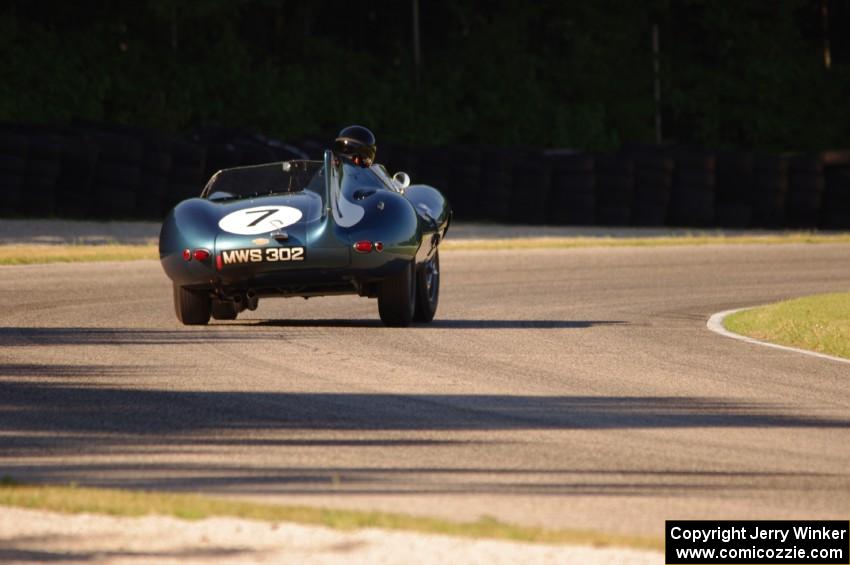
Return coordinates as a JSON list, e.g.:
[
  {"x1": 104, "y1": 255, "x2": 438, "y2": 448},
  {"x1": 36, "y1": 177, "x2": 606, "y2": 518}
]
[{"x1": 160, "y1": 150, "x2": 449, "y2": 326}]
